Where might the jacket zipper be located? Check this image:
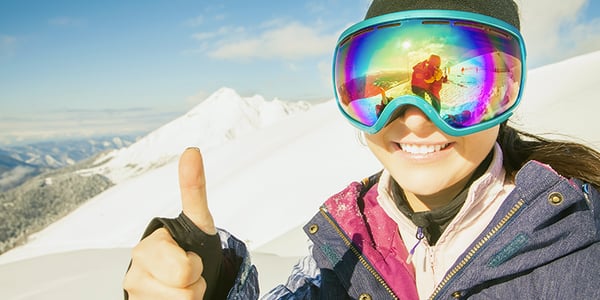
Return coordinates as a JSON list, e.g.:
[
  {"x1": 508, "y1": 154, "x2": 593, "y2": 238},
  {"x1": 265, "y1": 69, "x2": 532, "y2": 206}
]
[
  {"x1": 319, "y1": 207, "x2": 399, "y2": 299},
  {"x1": 428, "y1": 199, "x2": 526, "y2": 300}
]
